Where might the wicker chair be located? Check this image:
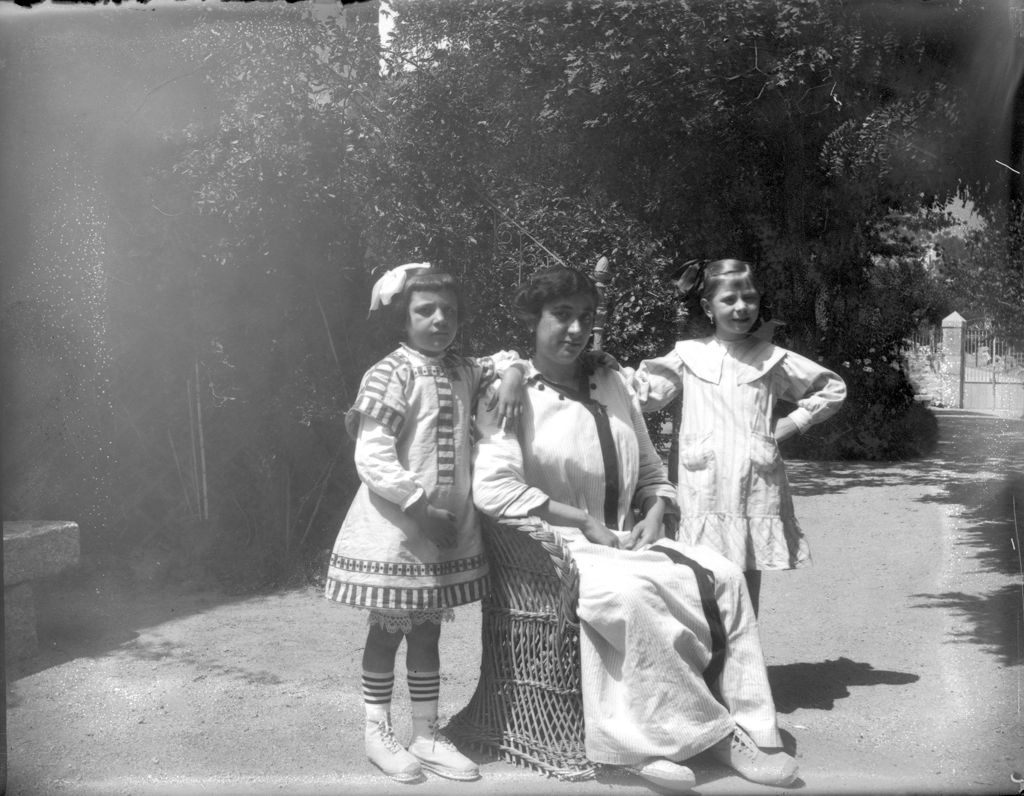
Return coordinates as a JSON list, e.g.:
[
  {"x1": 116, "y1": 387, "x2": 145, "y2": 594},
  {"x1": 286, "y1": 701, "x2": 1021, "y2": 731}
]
[{"x1": 445, "y1": 516, "x2": 594, "y2": 780}]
